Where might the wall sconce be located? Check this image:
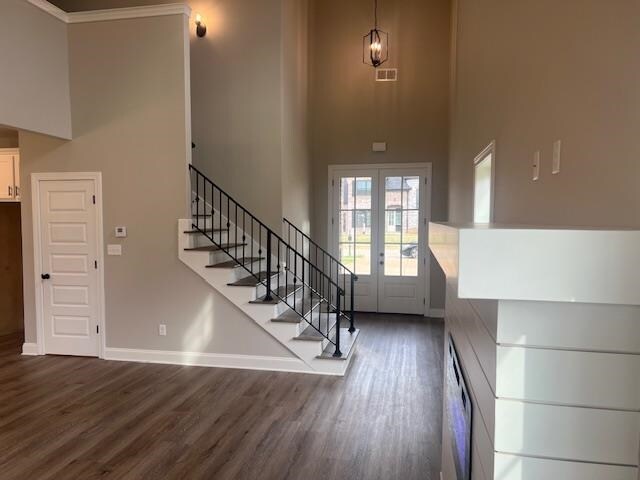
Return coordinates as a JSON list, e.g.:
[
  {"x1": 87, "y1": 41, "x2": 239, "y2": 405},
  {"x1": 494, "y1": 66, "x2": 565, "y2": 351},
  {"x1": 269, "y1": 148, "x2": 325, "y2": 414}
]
[{"x1": 195, "y1": 13, "x2": 207, "y2": 37}]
